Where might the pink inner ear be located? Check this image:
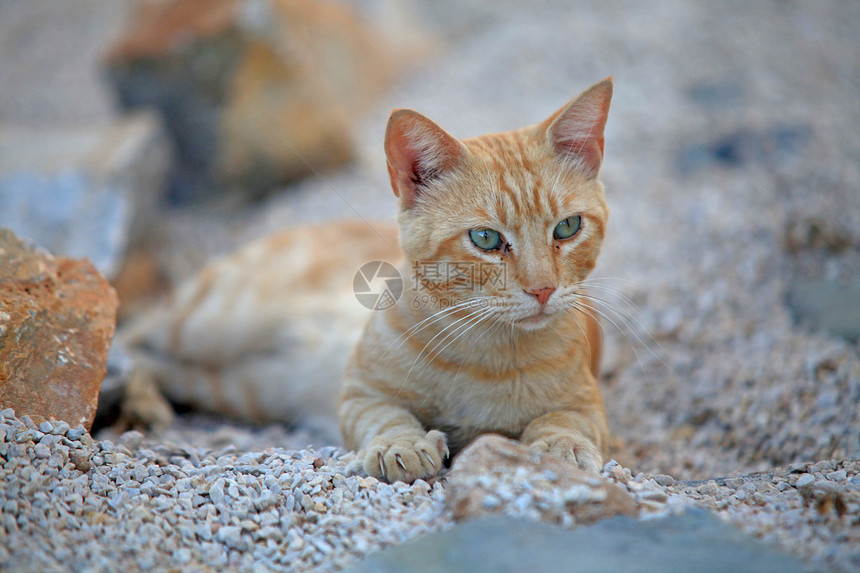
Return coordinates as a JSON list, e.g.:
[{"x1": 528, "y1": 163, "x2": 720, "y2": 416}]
[
  {"x1": 553, "y1": 137, "x2": 604, "y2": 179},
  {"x1": 385, "y1": 113, "x2": 420, "y2": 176},
  {"x1": 385, "y1": 111, "x2": 420, "y2": 203},
  {"x1": 548, "y1": 79, "x2": 612, "y2": 178},
  {"x1": 384, "y1": 109, "x2": 463, "y2": 208}
]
